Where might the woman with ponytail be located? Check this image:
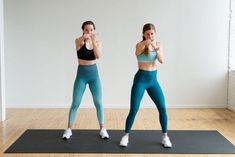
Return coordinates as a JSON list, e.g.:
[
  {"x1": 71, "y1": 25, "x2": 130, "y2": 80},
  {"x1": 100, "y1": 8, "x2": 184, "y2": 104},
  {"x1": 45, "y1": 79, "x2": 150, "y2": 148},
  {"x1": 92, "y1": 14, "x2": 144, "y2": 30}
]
[
  {"x1": 62, "y1": 21, "x2": 109, "y2": 140},
  {"x1": 120, "y1": 23, "x2": 172, "y2": 148}
]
